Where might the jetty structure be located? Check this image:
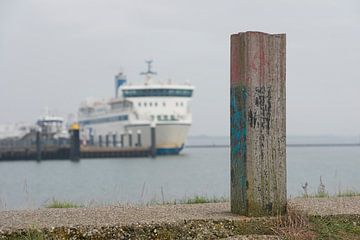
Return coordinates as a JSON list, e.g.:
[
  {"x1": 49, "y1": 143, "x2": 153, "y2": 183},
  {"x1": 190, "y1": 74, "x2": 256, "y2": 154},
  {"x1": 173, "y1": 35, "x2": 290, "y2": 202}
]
[
  {"x1": 0, "y1": 61, "x2": 195, "y2": 161},
  {"x1": 0, "y1": 116, "x2": 153, "y2": 161}
]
